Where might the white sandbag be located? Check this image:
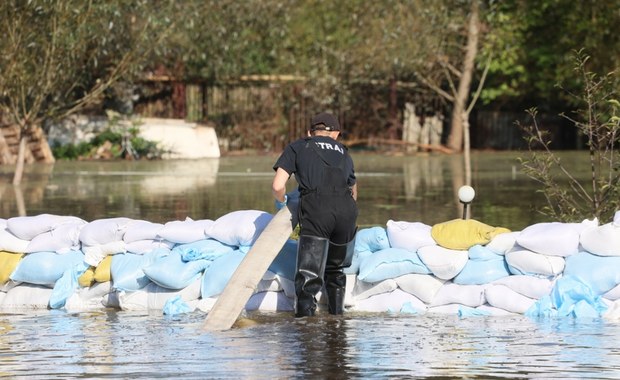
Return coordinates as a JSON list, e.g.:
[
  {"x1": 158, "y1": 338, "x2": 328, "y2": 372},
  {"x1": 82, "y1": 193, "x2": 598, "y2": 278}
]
[
  {"x1": 195, "y1": 297, "x2": 218, "y2": 313},
  {"x1": 157, "y1": 217, "x2": 213, "y2": 244},
  {"x1": 118, "y1": 278, "x2": 201, "y2": 311},
  {"x1": 492, "y1": 275, "x2": 554, "y2": 299},
  {"x1": 0, "y1": 280, "x2": 20, "y2": 293},
  {"x1": 352, "y1": 288, "x2": 427, "y2": 313},
  {"x1": 1, "y1": 284, "x2": 53, "y2": 309},
  {"x1": 26, "y1": 220, "x2": 87, "y2": 253},
  {"x1": 64, "y1": 282, "x2": 113, "y2": 311},
  {"x1": 505, "y1": 248, "x2": 565, "y2": 276},
  {"x1": 0, "y1": 227, "x2": 30, "y2": 253},
  {"x1": 257, "y1": 272, "x2": 295, "y2": 298},
  {"x1": 516, "y1": 220, "x2": 595, "y2": 257},
  {"x1": 395, "y1": 273, "x2": 445, "y2": 304},
  {"x1": 386, "y1": 220, "x2": 436, "y2": 251},
  {"x1": 245, "y1": 291, "x2": 294, "y2": 312},
  {"x1": 83, "y1": 241, "x2": 127, "y2": 267},
  {"x1": 79, "y1": 217, "x2": 133, "y2": 246},
  {"x1": 123, "y1": 220, "x2": 164, "y2": 243},
  {"x1": 485, "y1": 284, "x2": 536, "y2": 314},
  {"x1": 417, "y1": 245, "x2": 469, "y2": 280},
  {"x1": 485, "y1": 231, "x2": 519, "y2": 255},
  {"x1": 206, "y1": 210, "x2": 273, "y2": 247},
  {"x1": 580, "y1": 216, "x2": 620, "y2": 256},
  {"x1": 125, "y1": 239, "x2": 174, "y2": 255},
  {"x1": 352, "y1": 279, "x2": 398, "y2": 301},
  {"x1": 603, "y1": 283, "x2": 620, "y2": 301},
  {"x1": 476, "y1": 304, "x2": 516, "y2": 316},
  {"x1": 7, "y1": 214, "x2": 84, "y2": 241},
  {"x1": 426, "y1": 304, "x2": 461, "y2": 314},
  {"x1": 0, "y1": 291, "x2": 4, "y2": 305},
  {"x1": 430, "y1": 282, "x2": 486, "y2": 307},
  {"x1": 358, "y1": 247, "x2": 430, "y2": 282}
]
